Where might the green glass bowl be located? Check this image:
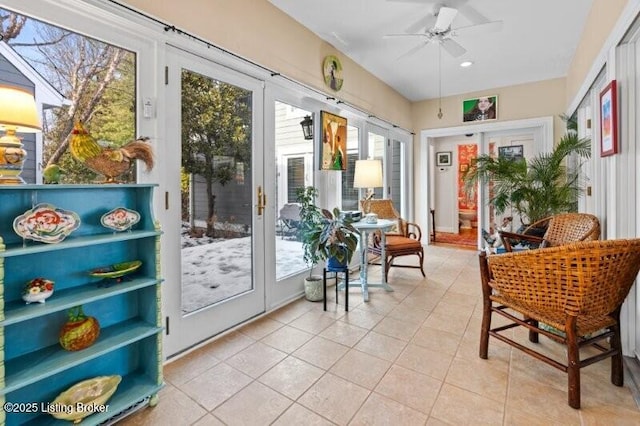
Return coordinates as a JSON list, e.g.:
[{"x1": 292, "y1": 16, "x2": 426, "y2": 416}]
[{"x1": 89, "y1": 260, "x2": 142, "y2": 279}]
